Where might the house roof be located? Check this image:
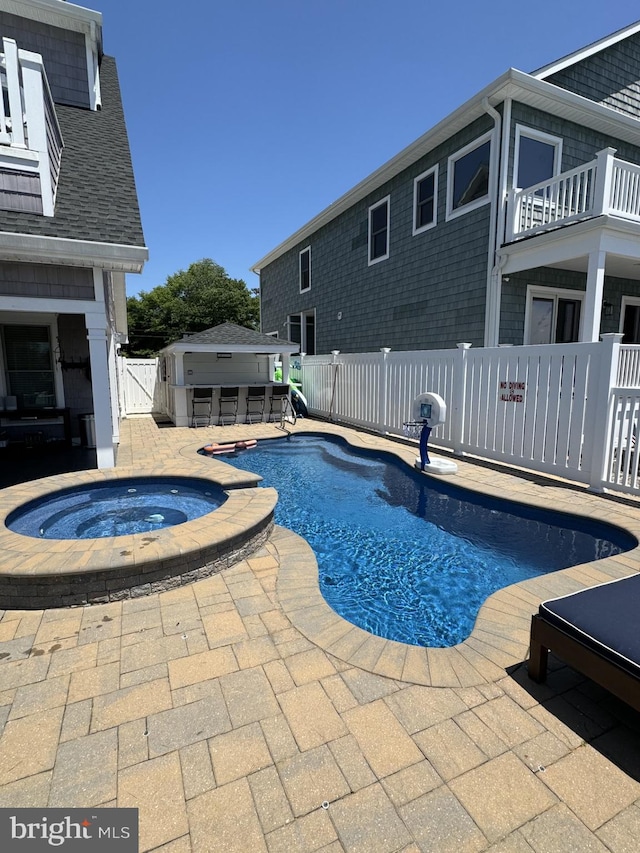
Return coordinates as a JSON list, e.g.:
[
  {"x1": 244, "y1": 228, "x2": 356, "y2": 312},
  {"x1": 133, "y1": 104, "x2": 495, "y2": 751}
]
[
  {"x1": 532, "y1": 20, "x2": 640, "y2": 79},
  {"x1": 251, "y1": 27, "x2": 640, "y2": 275},
  {"x1": 163, "y1": 322, "x2": 299, "y2": 354},
  {"x1": 0, "y1": 55, "x2": 147, "y2": 268}
]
